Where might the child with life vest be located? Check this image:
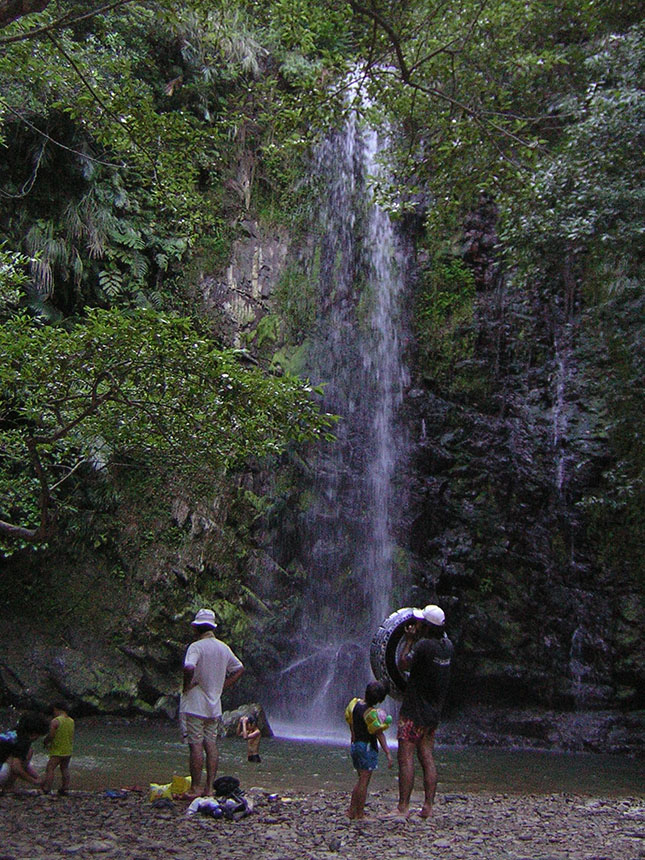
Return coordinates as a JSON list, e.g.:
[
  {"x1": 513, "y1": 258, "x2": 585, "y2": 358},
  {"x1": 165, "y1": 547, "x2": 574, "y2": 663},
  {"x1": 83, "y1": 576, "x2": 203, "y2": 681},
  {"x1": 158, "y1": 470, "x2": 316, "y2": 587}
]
[
  {"x1": 345, "y1": 680, "x2": 393, "y2": 819},
  {"x1": 42, "y1": 702, "x2": 74, "y2": 795}
]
